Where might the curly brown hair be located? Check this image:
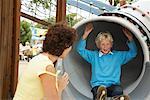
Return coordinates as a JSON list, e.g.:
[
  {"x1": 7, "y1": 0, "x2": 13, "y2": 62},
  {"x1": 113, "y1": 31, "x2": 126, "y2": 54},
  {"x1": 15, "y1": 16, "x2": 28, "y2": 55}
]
[{"x1": 43, "y1": 23, "x2": 77, "y2": 56}]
